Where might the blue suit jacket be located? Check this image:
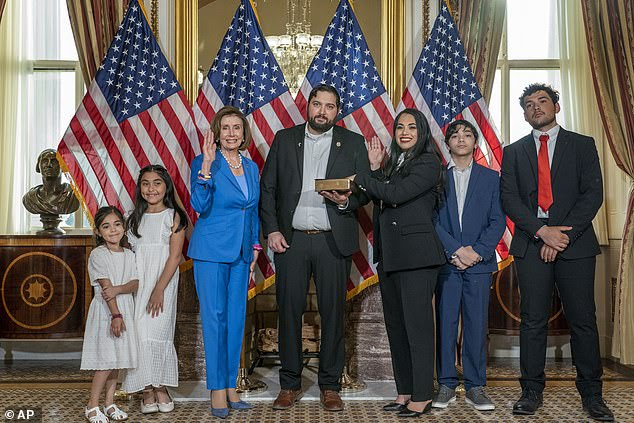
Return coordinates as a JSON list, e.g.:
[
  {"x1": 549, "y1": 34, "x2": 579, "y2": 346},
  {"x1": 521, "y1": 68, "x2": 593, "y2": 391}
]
[
  {"x1": 188, "y1": 153, "x2": 260, "y2": 264},
  {"x1": 434, "y1": 163, "x2": 506, "y2": 274}
]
